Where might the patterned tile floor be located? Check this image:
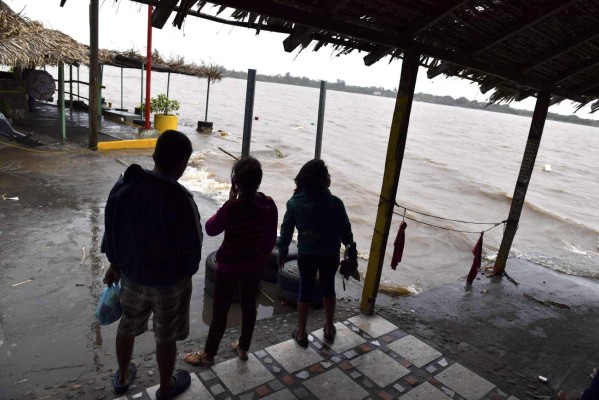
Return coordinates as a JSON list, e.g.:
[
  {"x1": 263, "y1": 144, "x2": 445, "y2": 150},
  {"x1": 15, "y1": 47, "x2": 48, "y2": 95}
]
[{"x1": 113, "y1": 314, "x2": 519, "y2": 400}]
